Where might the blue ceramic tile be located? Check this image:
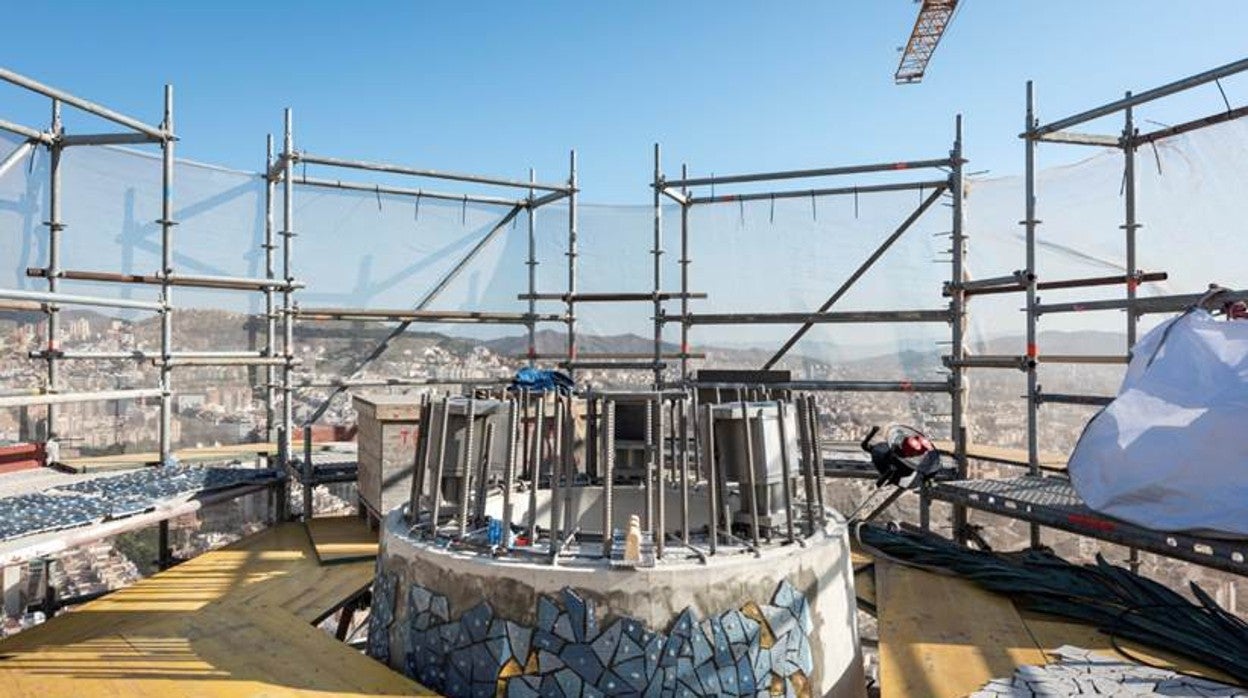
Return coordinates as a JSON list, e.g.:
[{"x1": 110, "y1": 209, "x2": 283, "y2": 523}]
[
  {"x1": 721, "y1": 611, "x2": 747, "y2": 646},
  {"x1": 562, "y1": 589, "x2": 587, "y2": 634},
  {"x1": 659, "y1": 632, "x2": 685, "y2": 669},
  {"x1": 506, "y1": 675, "x2": 541, "y2": 698},
  {"x1": 463, "y1": 602, "x2": 494, "y2": 643},
  {"x1": 431, "y1": 594, "x2": 450, "y2": 623},
  {"x1": 792, "y1": 636, "x2": 813, "y2": 676},
  {"x1": 620, "y1": 618, "x2": 643, "y2": 642},
  {"x1": 615, "y1": 634, "x2": 644, "y2": 665},
  {"x1": 507, "y1": 621, "x2": 533, "y2": 664},
  {"x1": 670, "y1": 609, "x2": 694, "y2": 639},
  {"x1": 751, "y1": 646, "x2": 771, "y2": 682},
  {"x1": 444, "y1": 664, "x2": 471, "y2": 698},
  {"x1": 539, "y1": 673, "x2": 562, "y2": 696},
  {"x1": 483, "y1": 635, "x2": 510, "y2": 666},
  {"x1": 538, "y1": 595, "x2": 559, "y2": 632},
  {"x1": 553, "y1": 613, "x2": 577, "y2": 643},
  {"x1": 695, "y1": 661, "x2": 720, "y2": 694},
  {"x1": 762, "y1": 604, "x2": 797, "y2": 640},
  {"x1": 538, "y1": 649, "x2": 565, "y2": 674},
  {"x1": 717, "y1": 664, "x2": 741, "y2": 696},
  {"x1": 708, "y1": 618, "x2": 733, "y2": 669},
  {"x1": 690, "y1": 626, "x2": 712, "y2": 666},
  {"x1": 643, "y1": 634, "x2": 662, "y2": 679},
  {"x1": 532, "y1": 629, "x2": 565, "y2": 654},
  {"x1": 736, "y1": 656, "x2": 757, "y2": 695},
  {"x1": 554, "y1": 667, "x2": 584, "y2": 698},
  {"x1": 597, "y1": 669, "x2": 628, "y2": 695},
  {"x1": 616, "y1": 656, "x2": 648, "y2": 691},
  {"x1": 772, "y1": 580, "x2": 797, "y2": 610},
  {"x1": 487, "y1": 617, "x2": 508, "y2": 640},
  {"x1": 741, "y1": 615, "x2": 760, "y2": 644},
  {"x1": 561, "y1": 643, "x2": 605, "y2": 685},
  {"x1": 674, "y1": 657, "x2": 697, "y2": 687},
  {"x1": 409, "y1": 584, "x2": 433, "y2": 613},
  {"x1": 592, "y1": 619, "x2": 623, "y2": 666}
]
